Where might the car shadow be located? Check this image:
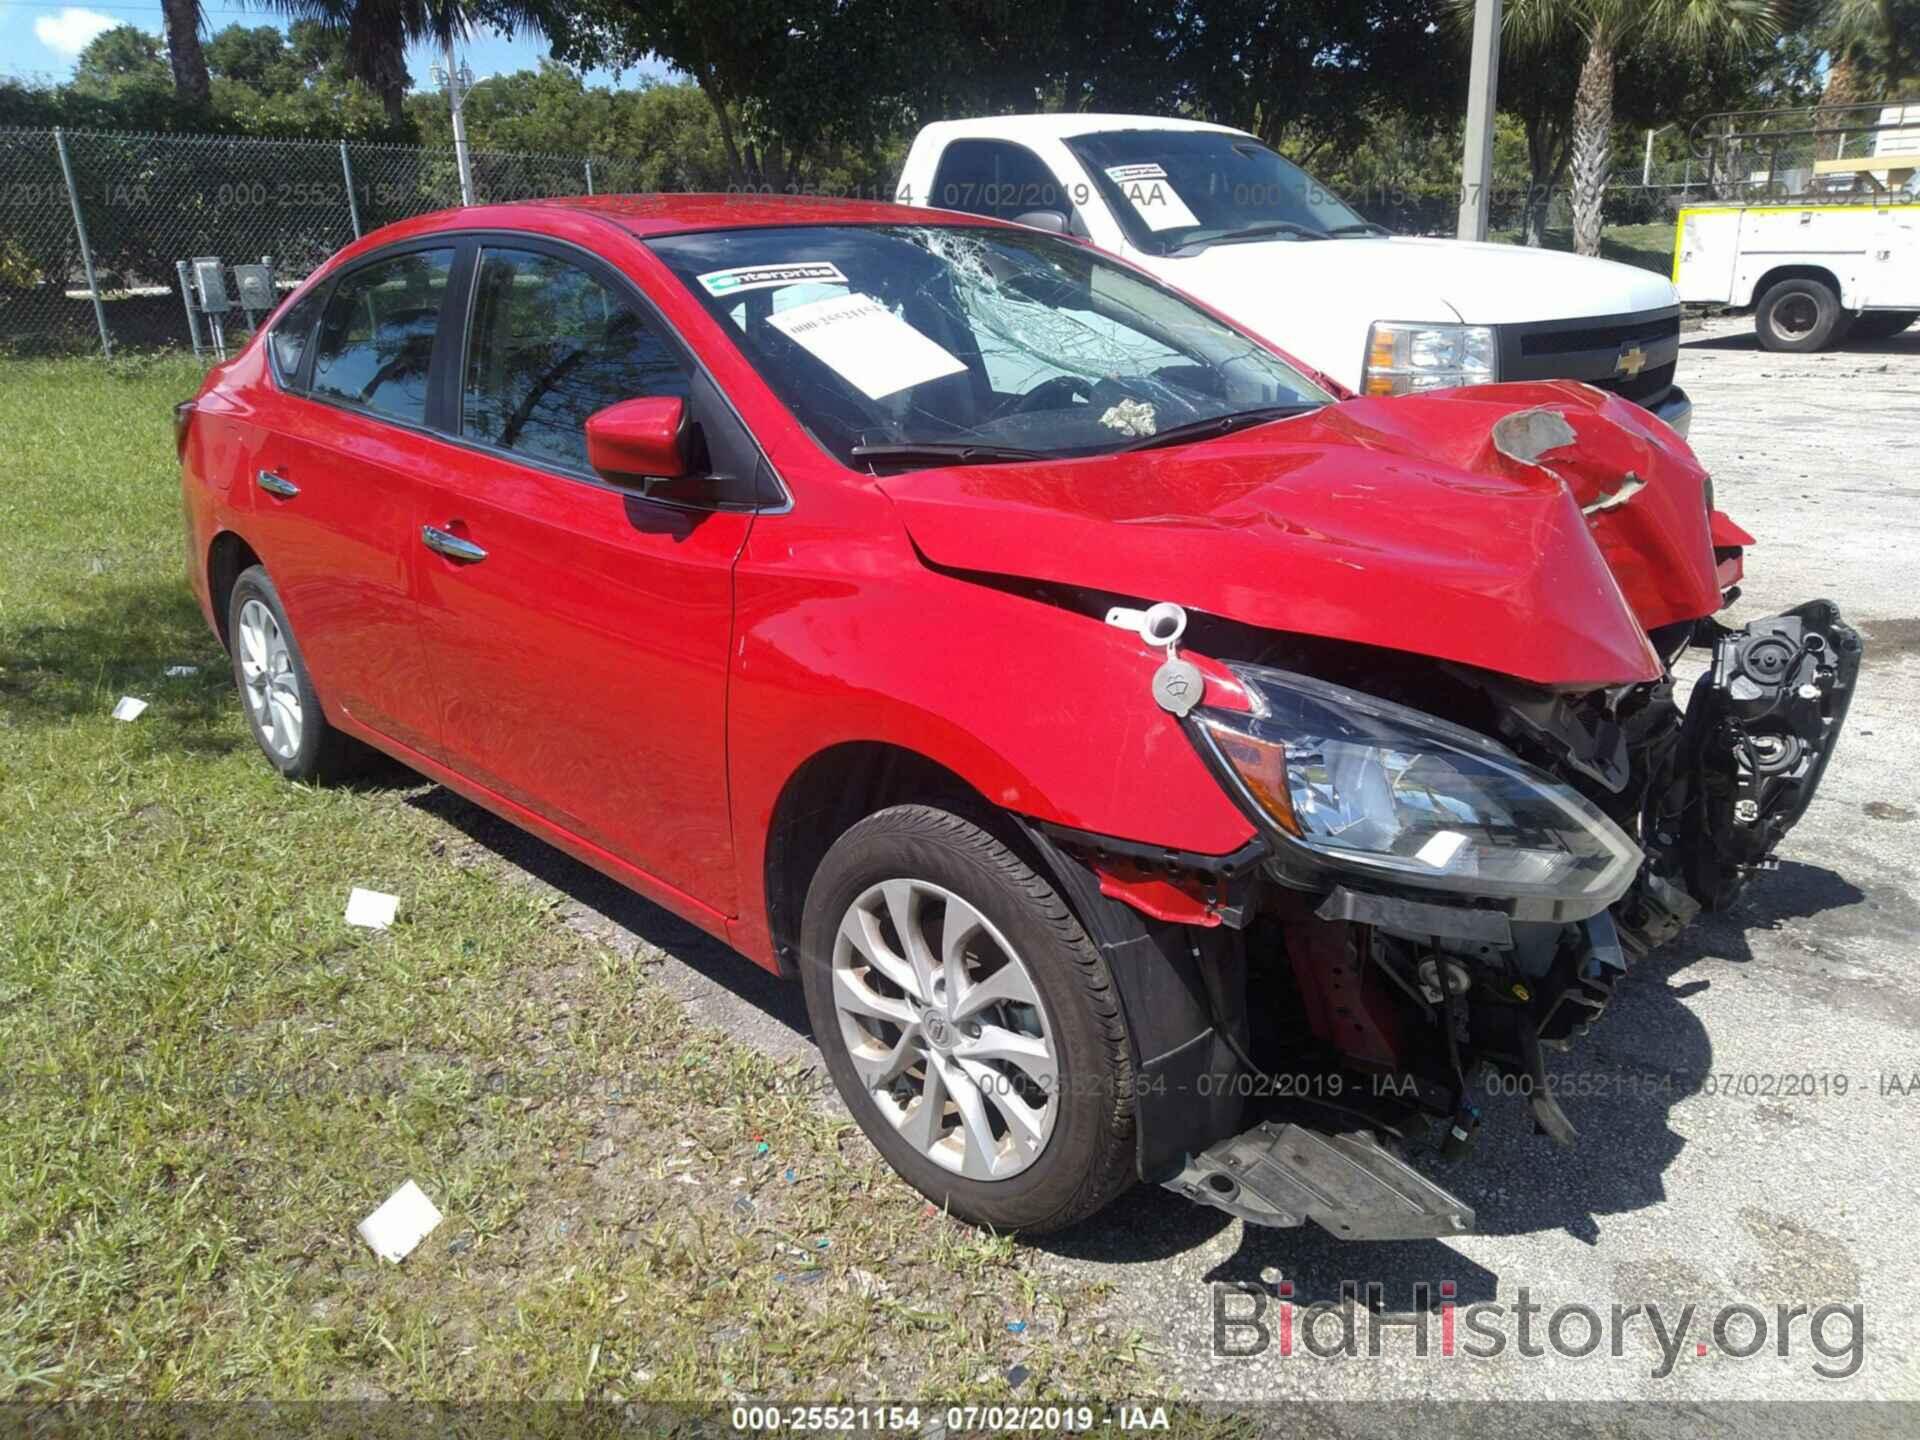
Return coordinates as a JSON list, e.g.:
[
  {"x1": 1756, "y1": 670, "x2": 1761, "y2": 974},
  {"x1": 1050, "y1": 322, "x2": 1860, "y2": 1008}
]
[
  {"x1": 1683, "y1": 329, "x2": 1920, "y2": 355},
  {"x1": 1, "y1": 573, "x2": 241, "y2": 754},
  {"x1": 1031, "y1": 861, "x2": 1868, "y2": 1307},
  {"x1": 394, "y1": 776, "x2": 1868, "y2": 1298},
  {"x1": 402, "y1": 783, "x2": 812, "y2": 1039}
]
